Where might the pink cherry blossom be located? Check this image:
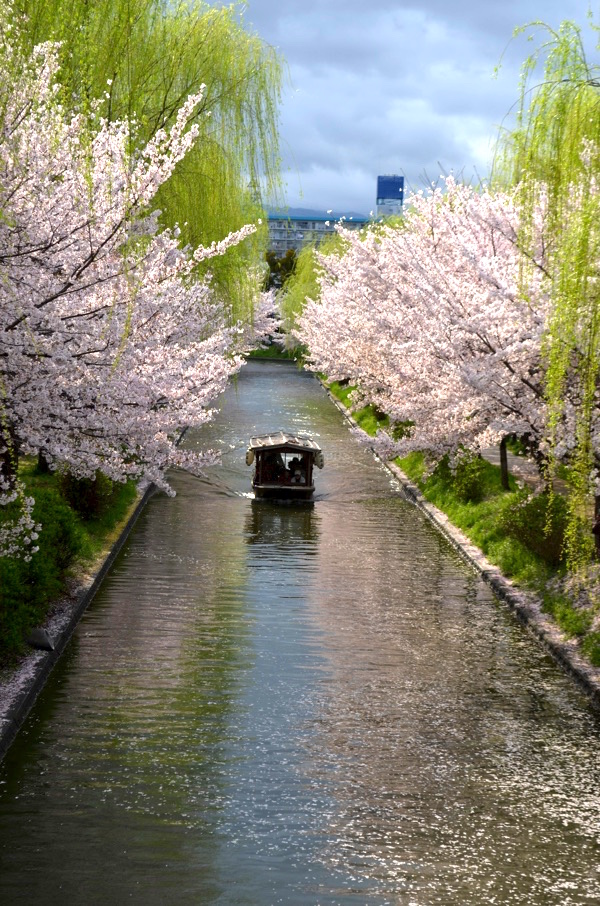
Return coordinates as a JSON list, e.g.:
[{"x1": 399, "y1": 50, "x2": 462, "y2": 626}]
[
  {"x1": 0, "y1": 32, "x2": 261, "y2": 556},
  {"x1": 297, "y1": 178, "x2": 551, "y2": 465}
]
